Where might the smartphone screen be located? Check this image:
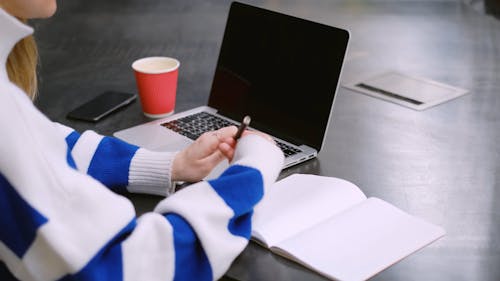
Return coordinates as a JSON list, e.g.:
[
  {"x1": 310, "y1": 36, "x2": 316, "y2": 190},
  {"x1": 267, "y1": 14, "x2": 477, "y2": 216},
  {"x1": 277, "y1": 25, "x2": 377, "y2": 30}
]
[{"x1": 67, "y1": 91, "x2": 137, "y2": 122}]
